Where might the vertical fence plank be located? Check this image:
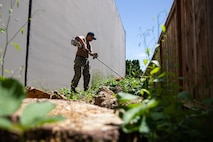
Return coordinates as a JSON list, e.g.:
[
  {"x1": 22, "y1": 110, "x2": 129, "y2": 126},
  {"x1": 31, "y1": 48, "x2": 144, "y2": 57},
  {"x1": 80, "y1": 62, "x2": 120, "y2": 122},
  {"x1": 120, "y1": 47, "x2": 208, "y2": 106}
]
[{"x1": 155, "y1": 0, "x2": 213, "y2": 99}]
